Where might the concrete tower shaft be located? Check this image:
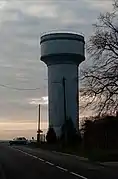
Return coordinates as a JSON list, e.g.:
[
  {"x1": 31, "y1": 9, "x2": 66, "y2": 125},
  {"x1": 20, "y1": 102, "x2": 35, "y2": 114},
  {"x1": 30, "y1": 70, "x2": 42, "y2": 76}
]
[{"x1": 40, "y1": 32, "x2": 85, "y2": 136}]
